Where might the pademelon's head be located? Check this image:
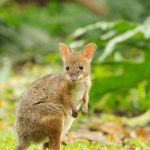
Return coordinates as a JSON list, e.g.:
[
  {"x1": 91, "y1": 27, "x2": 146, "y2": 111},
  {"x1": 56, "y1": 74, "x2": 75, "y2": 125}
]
[{"x1": 59, "y1": 43, "x2": 96, "y2": 82}]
